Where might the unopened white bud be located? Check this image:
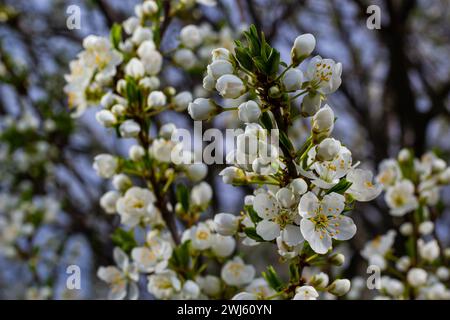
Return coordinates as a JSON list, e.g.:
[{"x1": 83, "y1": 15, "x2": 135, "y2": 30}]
[
  {"x1": 399, "y1": 222, "x2": 413, "y2": 236},
  {"x1": 282, "y1": 69, "x2": 304, "y2": 91},
  {"x1": 95, "y1": 110, "x2": 117, "y2": 127},
  {"x1": 119, "y1": 119, "x2": 141, "y2": 138},
  {"x1": 208, "y1": 60, "x2": 234, "y2": 80},
  {"x1": 418, "y1": 221, "x2": 434, "y2": 235},
  {"x1": 139, "y1": 76, "x2": 160, "y2": 90},
  {"x1": 142, "y1": 0, "x2": 158, "y2": 15},
  {"x1": 112, "y1": 174, "x2": 132, "y2": 191},
  {"x1": 129, "y1": 145, "x2": 145, "y2": 161},
  {"x1": 212, "y1": 48, "x2": 230, "y2": 61},
  {"x1": 214, "y1": 213, "x2": 239, "y2": 236},
  {"x1": 301, "y1": 93, "x2": 321, "y2": 116},
  {"x1": 173, "y1": 49, "x2": 197, "y2": 69},
  {"x1": 216, "y1": 75, "x2": 246, "y2": 99},
  {"x1": 180, "y1": 24, "x2": 202, "y2": 49},
  {"x1": 407, "y1": 268, "x2": 427, "y2": 287},
  {"x1": 327, "y1": 279, "x2": 351, "y2": 296},
  {"x1": 291, "y1": 33, "x2": 316, "y2": 65},
  {"x1": 148, "y1": 91, "x2": 167, "y2": 109},
  {"x1": 238, "y1": 101, "x2": 261, "y2": 123},
  {"x1": 125, "y1": 58, "x2": 145, "y2": 79},
  {"x1": 188, "y1": 98, "x2": 218, "y2": 120},
  {"x1": 398, "y1": 148, "x2": 411, "y2": 162},
  {"x1": 330, "y1": 253, "x2": 345, "y2": 266},
  {"x1": 173, "y1": 91, "x2": 193, "y2": 111},
  {"x1": 159, "y1": 123, "x2": 176, "y2": 139}
]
